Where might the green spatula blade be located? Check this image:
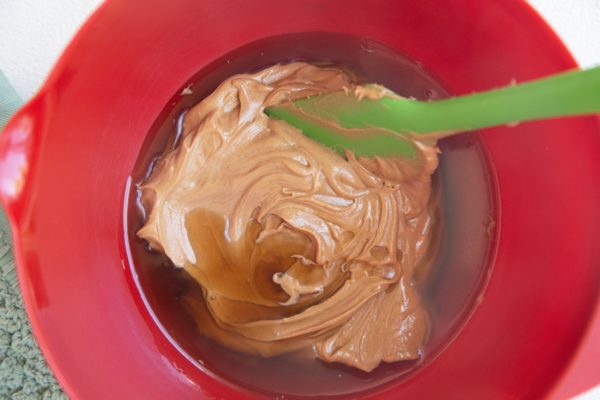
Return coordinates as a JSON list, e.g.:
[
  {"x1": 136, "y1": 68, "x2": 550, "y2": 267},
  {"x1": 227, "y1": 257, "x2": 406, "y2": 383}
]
[{"x1": 265, "y1": 105, "x2": 418, "y2": 158}]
